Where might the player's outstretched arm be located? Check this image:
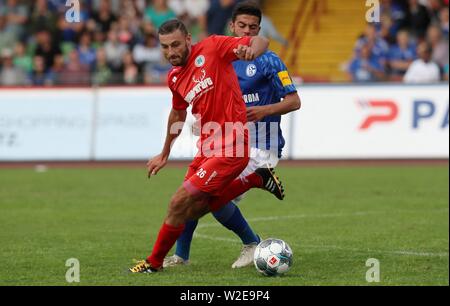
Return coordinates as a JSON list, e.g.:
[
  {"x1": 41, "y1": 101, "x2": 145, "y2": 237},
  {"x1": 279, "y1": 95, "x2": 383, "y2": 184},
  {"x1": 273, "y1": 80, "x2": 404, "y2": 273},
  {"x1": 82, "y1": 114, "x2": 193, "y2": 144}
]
[
  {"x1": 249, "y1": 36, "x2": 269, "y2": 58},
  {"x1": 234, "y1": 36, "x2": 269, "y2": 61},
  {"x1": 147, "y1": 108, "x2": 187, "y2": 178}
]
